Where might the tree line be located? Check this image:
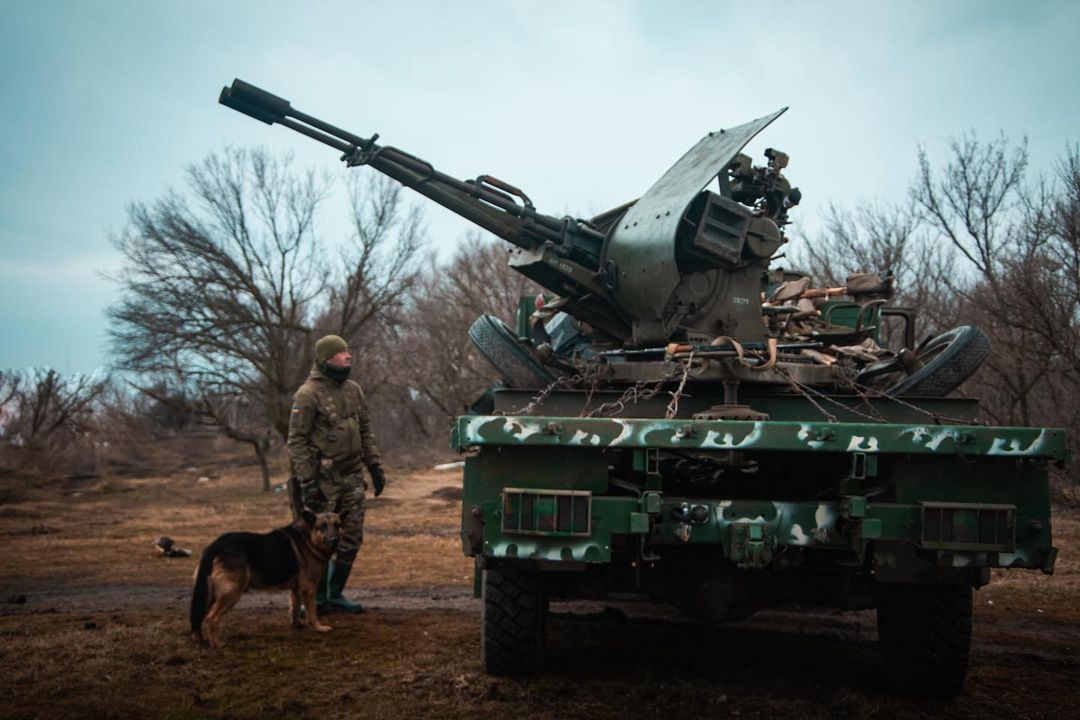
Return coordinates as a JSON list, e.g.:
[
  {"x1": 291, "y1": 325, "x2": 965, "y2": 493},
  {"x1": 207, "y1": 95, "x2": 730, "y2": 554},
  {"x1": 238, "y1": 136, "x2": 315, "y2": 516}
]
[
  {"x1": 1, "y1": 137, "x2": 1076, "y2": 499},
  {"x1": 0, "y1": 148, "x2": 538, "y2": 488},
  {"x1": 799, "y1": 135, "x2": 1079, "y2": 467}
]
